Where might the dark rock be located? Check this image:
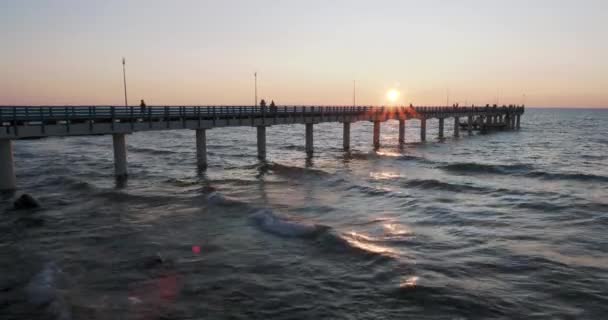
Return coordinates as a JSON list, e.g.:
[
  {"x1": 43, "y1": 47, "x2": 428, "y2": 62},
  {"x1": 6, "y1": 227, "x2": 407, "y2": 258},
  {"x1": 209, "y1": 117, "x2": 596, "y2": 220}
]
[{"x1": 13, "y1": 194, "x2": 40, "y2": 210}]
